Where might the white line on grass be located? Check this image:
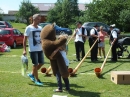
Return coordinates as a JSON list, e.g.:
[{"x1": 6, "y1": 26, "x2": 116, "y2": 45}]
[
  {"x1": 0, "y1": 71, "x2": 110, "y2": 75},
  {"x1": 1, "y1": 55, "x2": 19, "y2": 57}
]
